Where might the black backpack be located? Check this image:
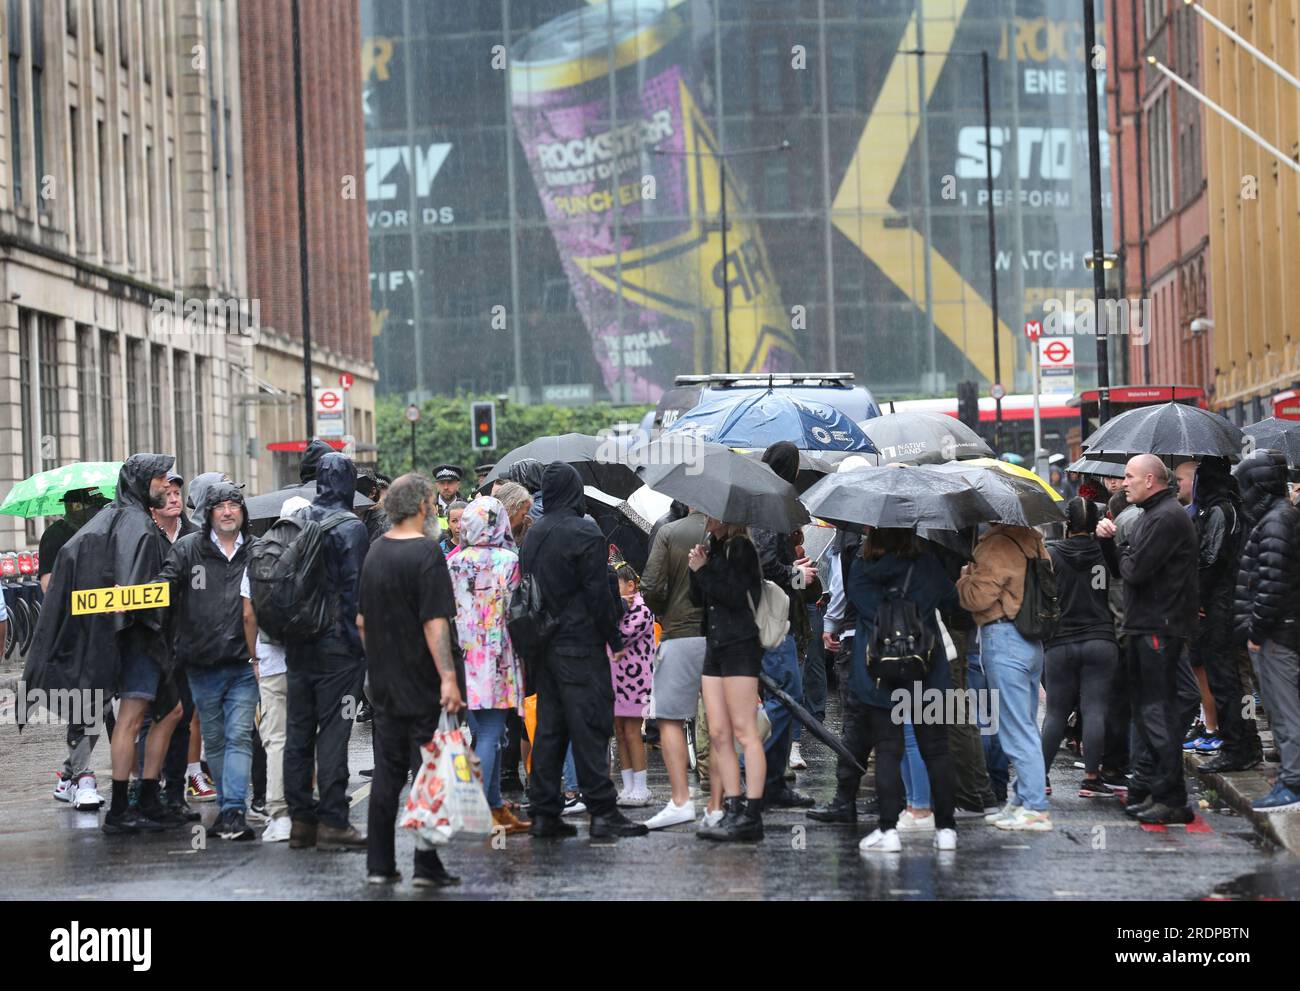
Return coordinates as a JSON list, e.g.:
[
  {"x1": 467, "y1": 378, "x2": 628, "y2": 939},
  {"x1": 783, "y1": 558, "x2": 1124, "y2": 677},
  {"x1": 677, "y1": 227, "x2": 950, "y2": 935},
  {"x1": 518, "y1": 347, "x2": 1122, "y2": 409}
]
[
  {"x1": 246, "y1": 510, "x2": 352, "y2": 644},
  {"x1": 999, "y1": 534, "x2": 1060, "y2": 642},
  {"x1": 866, "y1": 565, "x2": 935, "y2": 688},
  {"x1": 507, "y1": 526, "x2": 559, "y2": 658}
]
